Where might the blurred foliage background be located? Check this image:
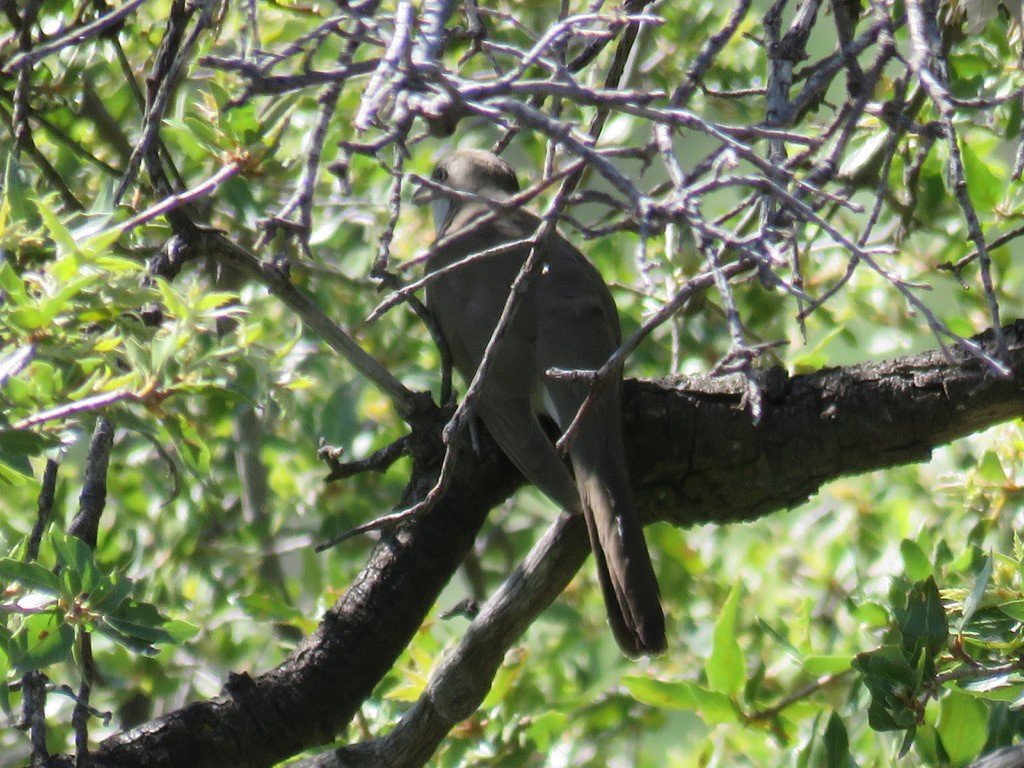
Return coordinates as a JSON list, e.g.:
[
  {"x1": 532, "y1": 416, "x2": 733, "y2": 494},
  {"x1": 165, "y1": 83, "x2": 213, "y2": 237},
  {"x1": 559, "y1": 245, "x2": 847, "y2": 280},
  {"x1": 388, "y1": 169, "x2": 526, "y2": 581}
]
[{"x1": 3, "y1": 0, "x2": 1024, "y2": 765}]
